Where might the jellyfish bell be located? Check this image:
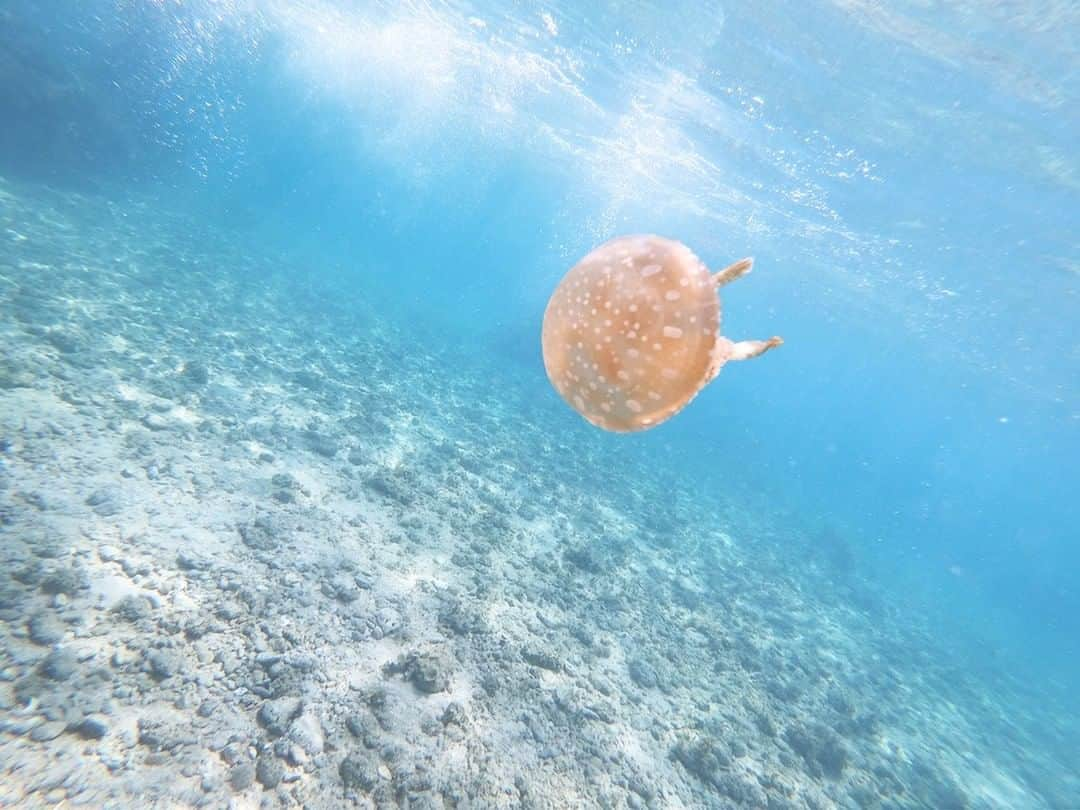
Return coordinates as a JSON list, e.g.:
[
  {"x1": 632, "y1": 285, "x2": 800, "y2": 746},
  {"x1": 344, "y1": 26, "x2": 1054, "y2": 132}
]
[{"x1": 541, "y1": 234, "x2": 782, "y2": 433}]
